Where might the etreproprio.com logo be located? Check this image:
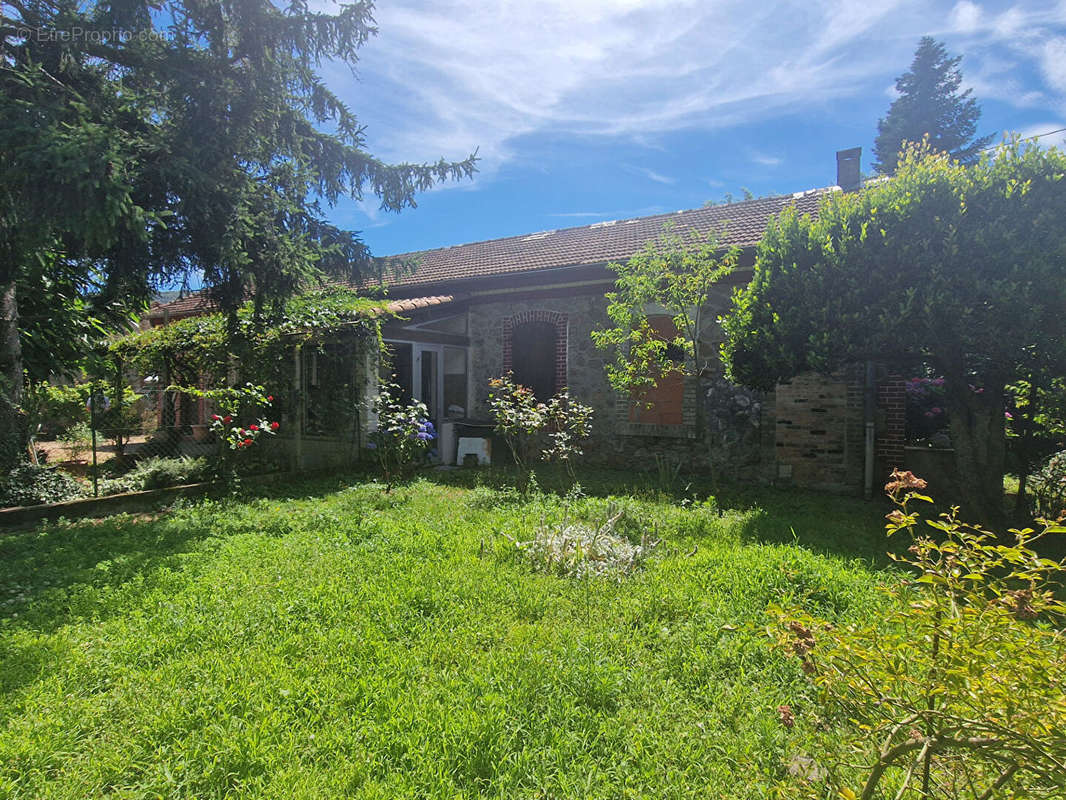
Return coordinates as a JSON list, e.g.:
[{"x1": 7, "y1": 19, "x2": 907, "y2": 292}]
[{"x1": 14, "y1": 27, "x2": 176, "y2": 44}]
